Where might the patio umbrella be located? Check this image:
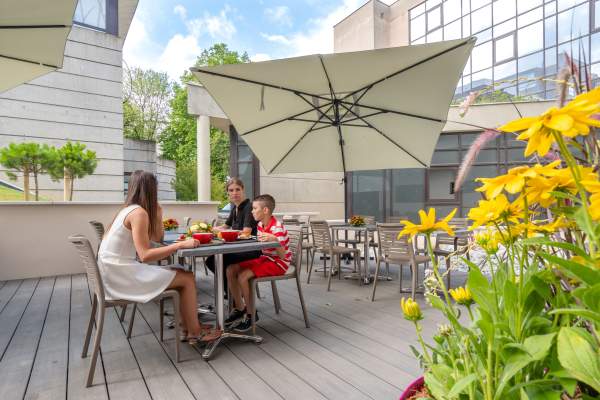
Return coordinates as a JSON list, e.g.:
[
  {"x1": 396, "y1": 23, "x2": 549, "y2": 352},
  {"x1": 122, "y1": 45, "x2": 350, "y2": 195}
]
[
  {"x1": 191, "y1": 37, "x2": 475, "y2": 174},
  {"x1": 0, "y1": 0, "x2": 77, "y2": 93}
]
